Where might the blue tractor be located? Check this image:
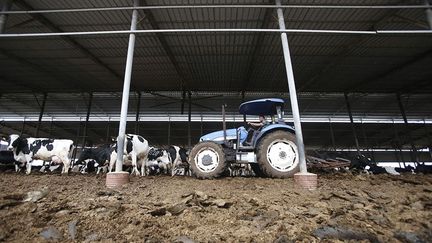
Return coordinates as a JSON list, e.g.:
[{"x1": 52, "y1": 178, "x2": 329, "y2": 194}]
[{"x1": 189, "y1": 98, "x2": 300, "y2": 179}]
